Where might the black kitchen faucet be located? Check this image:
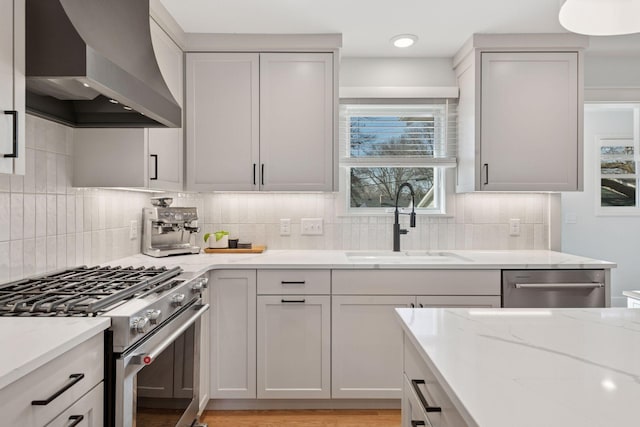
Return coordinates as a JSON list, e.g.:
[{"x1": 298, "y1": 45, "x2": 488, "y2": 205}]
[{"x1": 393, "y1": 182, "x2": 416, "y2": 252}]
